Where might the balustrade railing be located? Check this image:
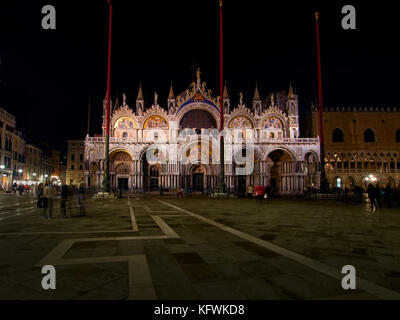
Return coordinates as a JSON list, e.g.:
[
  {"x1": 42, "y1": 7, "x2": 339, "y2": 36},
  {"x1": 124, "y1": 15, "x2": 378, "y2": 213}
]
[{"x1": 85, "y1": 135, "x2": 320, "y2": 144}]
